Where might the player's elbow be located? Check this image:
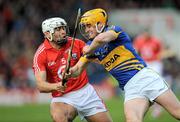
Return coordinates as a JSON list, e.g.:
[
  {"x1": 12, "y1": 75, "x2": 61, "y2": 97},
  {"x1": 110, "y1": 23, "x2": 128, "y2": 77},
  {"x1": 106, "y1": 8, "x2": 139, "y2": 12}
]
[
  {"x1": 38, "y1": 88, "x2": 45, "y2": 92},
  {"x1": 37, "y1": 86, "x2": 45, "y2": 93},
  {"x1": 36, "y1": 82, "x2": 46, "y2": 93},
  {"x1": 38, "y1": 87, "x2": 50, "y2": 93}
]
